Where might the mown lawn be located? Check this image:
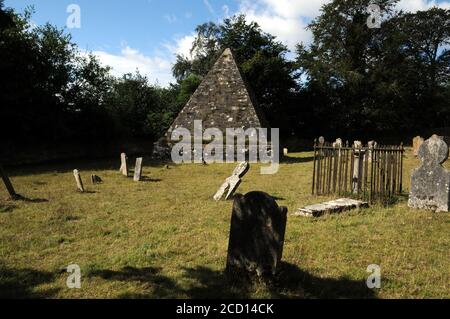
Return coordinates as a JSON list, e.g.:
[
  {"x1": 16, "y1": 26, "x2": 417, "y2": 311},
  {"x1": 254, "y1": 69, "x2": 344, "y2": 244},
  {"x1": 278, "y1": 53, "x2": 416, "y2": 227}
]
[{"x1": 0, "y1": 149, "x2": 449, "y2": 299}]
